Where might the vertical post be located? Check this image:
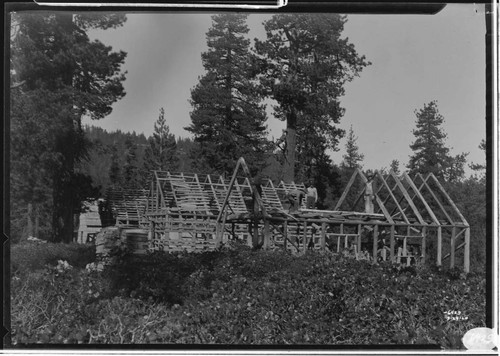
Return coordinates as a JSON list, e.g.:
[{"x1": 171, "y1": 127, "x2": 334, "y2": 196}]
[
  {"x1": 252, "y1": 220, "x2": 260, "y2": 249},
  {"x1": 437, "y1": 226, "x2": 442, "y2": 267},
  {"x1": 464, "y1": 227, "x2": 470, "y2": 273},
  {"x1": 421, "y1": 226, "x2": 427, "y2": 264},
  {"x1": 283, "y1": 221, "x2": 288, "y2": 251},
  {"x1": 403, "y1": 234, "x2": 408, "y2": 266},
  {"x1": 390, "y1": 225, "x2": 395, "y2": 262},
  {"x1": 248, "y1": 222, "x2": 252, "y2": 246},
  {"x1": 302, "y1": 221, "x2": 307, "y2": 254},
  {"x1": 263, "y1": 219, "x2": 270, "y2": 250},
  {"x1": 340, "y1": 224, "x2": 345, "y2": 250},
  {"x1": 150, "y1": 221, "x2": 155, "y2": 242},
  {"x1": 320, "y1": 222, "x2": 326, "y2": 252},
  {"x1": 357, "y1": 224, "x2": 362, "y2": 258},
  {"x1": 215, "y1": 223, "x2": 222, "y2": 248},
  {"x1": 372, "y1": 224, "x2": 379, "y2": 264},
  {"x1": 450, "y1": 226, "x2": 456, "y2": 268}
]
